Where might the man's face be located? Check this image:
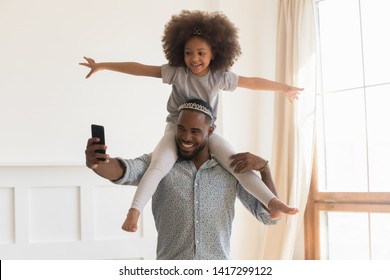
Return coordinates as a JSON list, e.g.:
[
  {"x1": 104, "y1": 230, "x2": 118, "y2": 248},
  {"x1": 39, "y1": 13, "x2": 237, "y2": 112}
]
[{"x1": 175, "y1": 110, "x2": 213, "y2": 161}]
